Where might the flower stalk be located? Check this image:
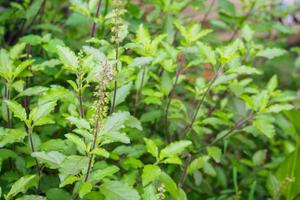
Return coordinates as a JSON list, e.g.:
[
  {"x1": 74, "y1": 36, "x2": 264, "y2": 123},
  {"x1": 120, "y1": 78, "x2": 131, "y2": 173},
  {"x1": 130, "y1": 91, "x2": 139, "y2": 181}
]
[
  {"x1": 83, "y1": 61, "x2": 113, "y2": 182},
  {"x1": 164, "y1": 53, "x2": 186, "y2": 143},
  {"x1": 110, "y1": 0, "x2": 124, "y2": 114},
  {"x1": 90, "y1": 0, "x2": 103, "y2": 38},
  {"x1": 182, "y1": 63, "x2": 224, "y2": 138}
]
